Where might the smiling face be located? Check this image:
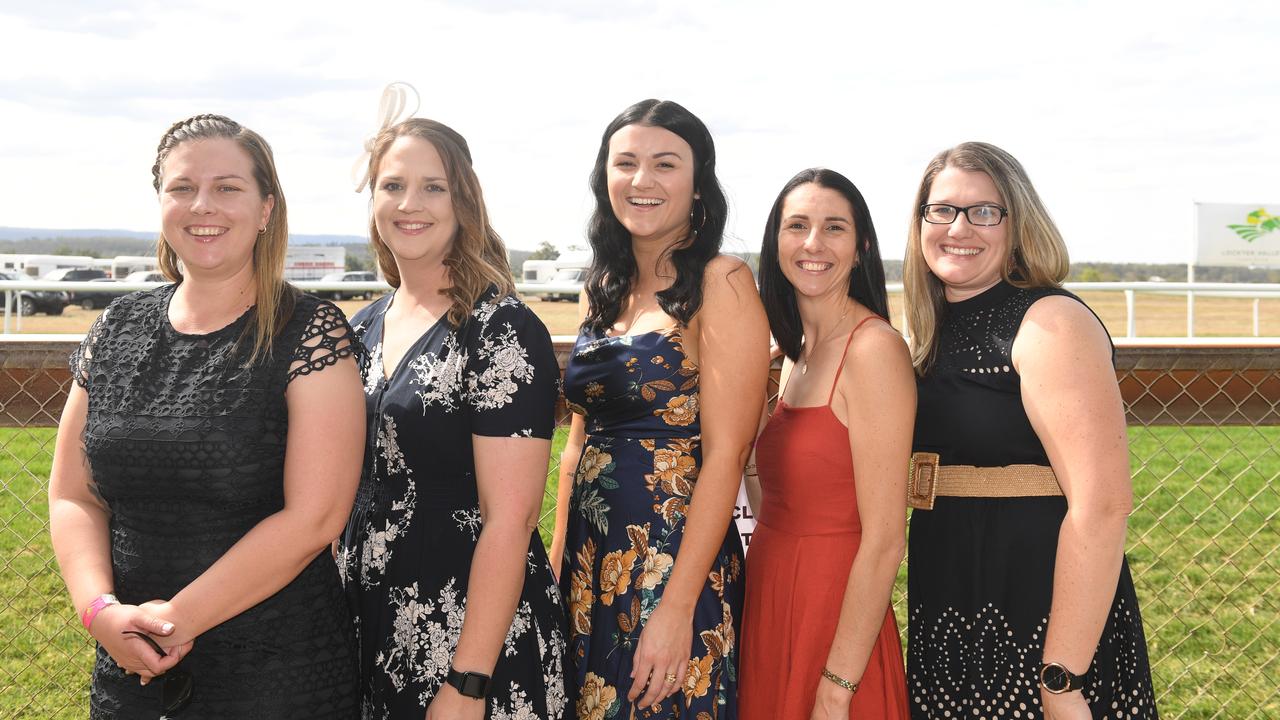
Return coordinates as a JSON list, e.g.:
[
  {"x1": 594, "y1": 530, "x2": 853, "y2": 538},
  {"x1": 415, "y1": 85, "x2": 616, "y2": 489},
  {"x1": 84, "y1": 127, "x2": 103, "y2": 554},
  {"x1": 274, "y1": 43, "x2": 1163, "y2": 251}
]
[
  {"x1": 158, "y1": 138, "x2": 273, "y2": 280},
  {"x1": 776, "y1": 183, "x2": 858, "y2": 304},
  {"x1": 372, "y1": 135, "x2": 458, "y2": 272},
  {"x1": 921, "y1": 166, "x2": 1010, "y2": 301},
  {"x1": 605, "y1": 123, "x2": 697, "y2": 246}
]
